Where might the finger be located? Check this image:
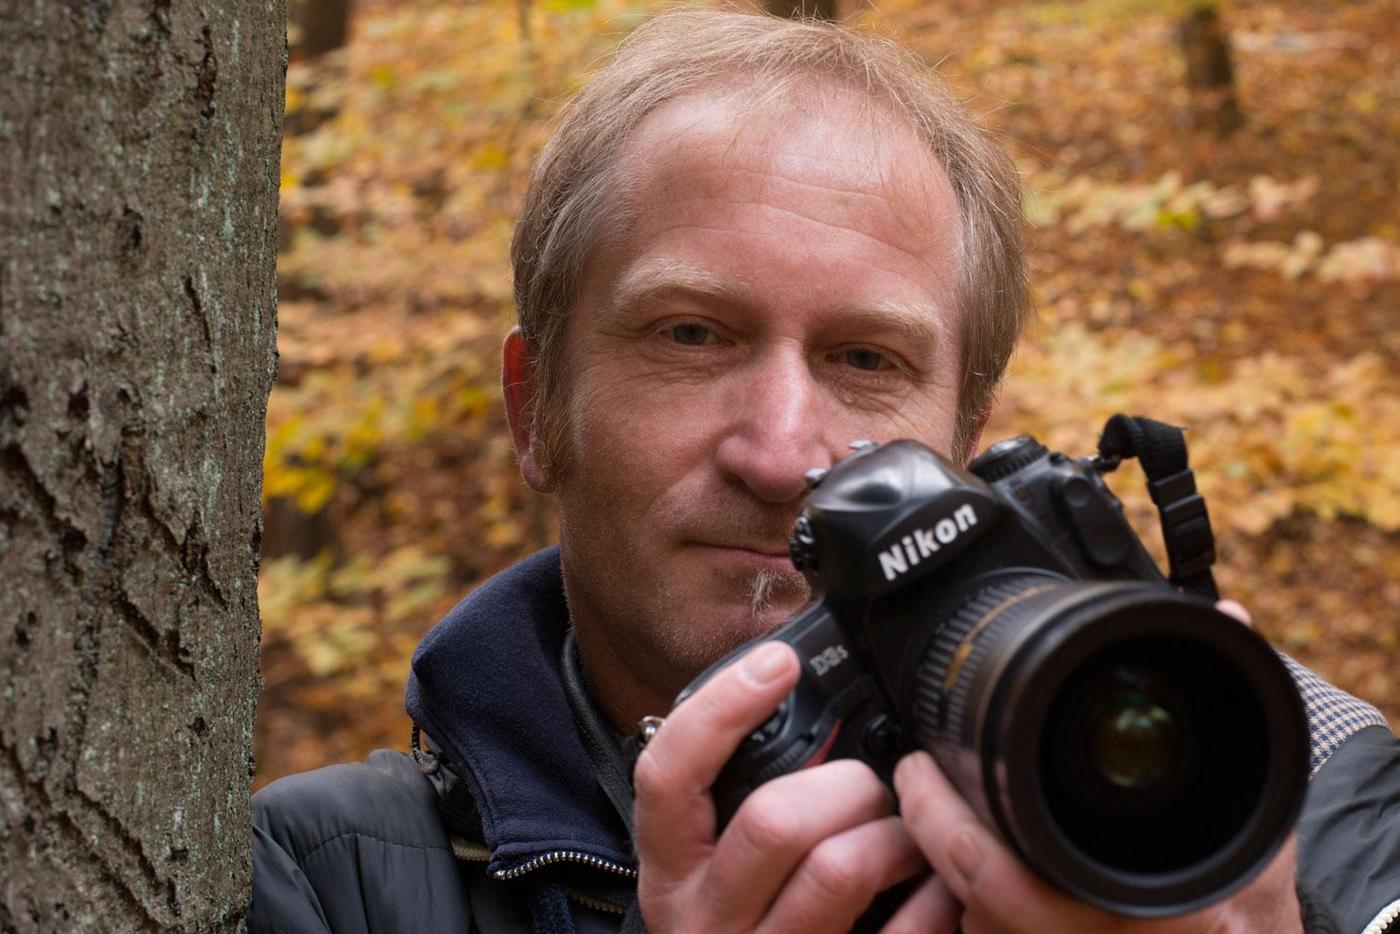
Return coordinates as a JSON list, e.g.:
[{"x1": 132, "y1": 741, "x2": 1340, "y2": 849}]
[
  {"x1": 1214, "y1": 834, "x2": 1300, "y2": 932},
  {"x1": 755, "y1": 815, "x2": 927, "y2": 934},
  {"x1": 1216, "y1": 599, "x2": 1253, "y2": 628},
  {"x1": 633, "y1": 641, "x2": 801, "y2": 878},
  {"x1": 878, "y1": 873, "x2": 961, "y2": 934},
  {"x1": 893, "y1": 751, "x2": 1100, "y2": 932},
  {"x1": 705, "y1": 759, "x2": 898, "y2": 926}
]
